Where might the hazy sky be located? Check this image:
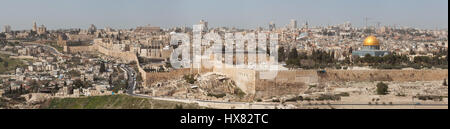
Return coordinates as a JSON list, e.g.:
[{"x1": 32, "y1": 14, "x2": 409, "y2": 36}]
[{"x1": 0, "y1": 0, "x2": 448, "y2": 30}]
